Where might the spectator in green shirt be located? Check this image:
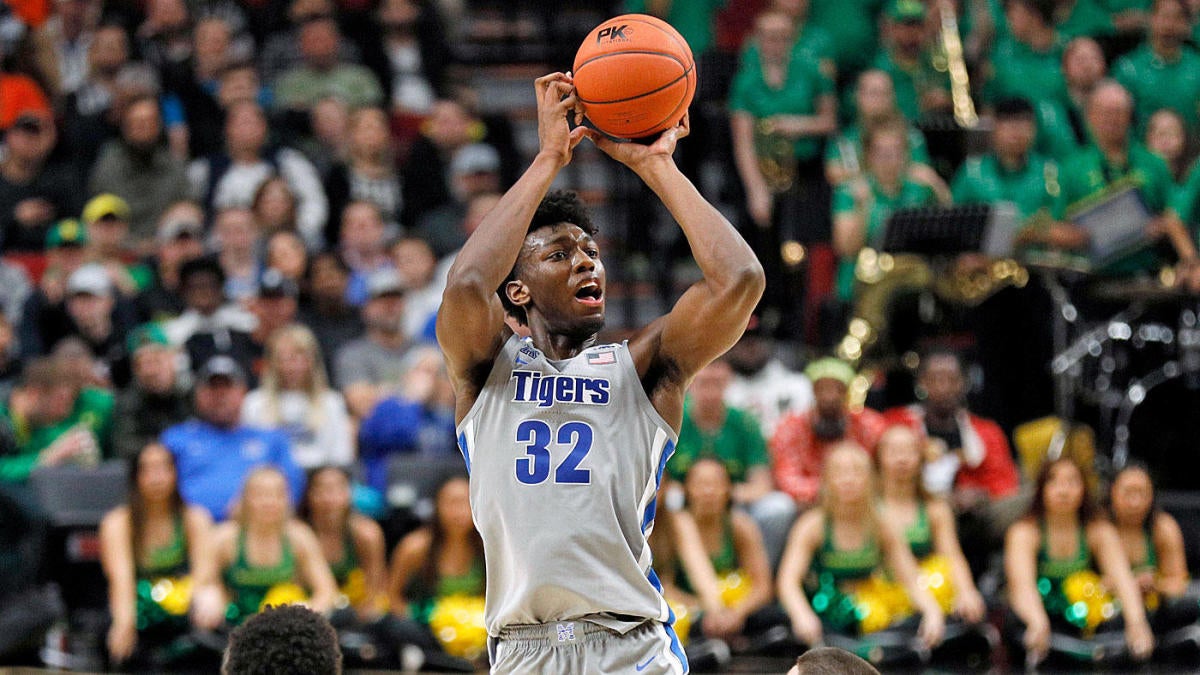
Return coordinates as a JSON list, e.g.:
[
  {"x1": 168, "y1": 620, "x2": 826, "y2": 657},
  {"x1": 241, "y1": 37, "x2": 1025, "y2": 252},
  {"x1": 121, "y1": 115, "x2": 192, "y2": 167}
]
[
  {"x1": 951, "y1": 98, "x2": 1066, "y2": 233},
  {"x1": 667, "y1": 359, "x2": 797, "y2": 567},
  {"x1": 1144, "y1": 108, "x2": 1192, "y2": 186},
  {"x1": 1029, "y1": 35, "x2": 1106, "y2": 161},
  {"x1": 832, "y1": 118, "x2": 946, "y2": 301},
  {"x1": 0, "y1": 357, "x2": 115, "y2": 485},
  {"x1": 1053, "y1": 80, "x2": 1199, "y2": 276},
  {"x1": 1114, "y1": 0, "x2": 1200, "y2": 132},
  {"x1": 730, "y1": 9, "x2": 837, "y2": 338},
  {"x1": 873, "y1": 0, "x2": 952, "y2": 122},
  {"x1": 1054, "y1": 0, "x2": 1116, "y2": 38},
  {"x1": 751, "y1": 0, "x2": 837, "y2": 80},
  {"x1": 272, "y1": 18, "x2": 384, "y2": 111},
  {"x1": 807, "y1": 0, "x2": 887, "y2": 75},
  {"x1": 825, "y1": 69, "x2": 937, "y2": 188},
  {"x1": 985, "y1": 0, "x2": 1068, "y2": 108}
]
